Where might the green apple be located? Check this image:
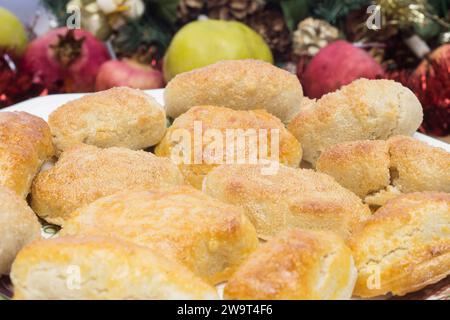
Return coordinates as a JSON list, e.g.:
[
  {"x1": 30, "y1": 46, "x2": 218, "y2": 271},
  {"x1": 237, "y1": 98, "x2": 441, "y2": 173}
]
[
  {"x1": 164, "y1": 19, "x2": 273, "y2": 81},
  {"x1": 0, "y1": 7, "x2": 27, "y2": 54}
]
